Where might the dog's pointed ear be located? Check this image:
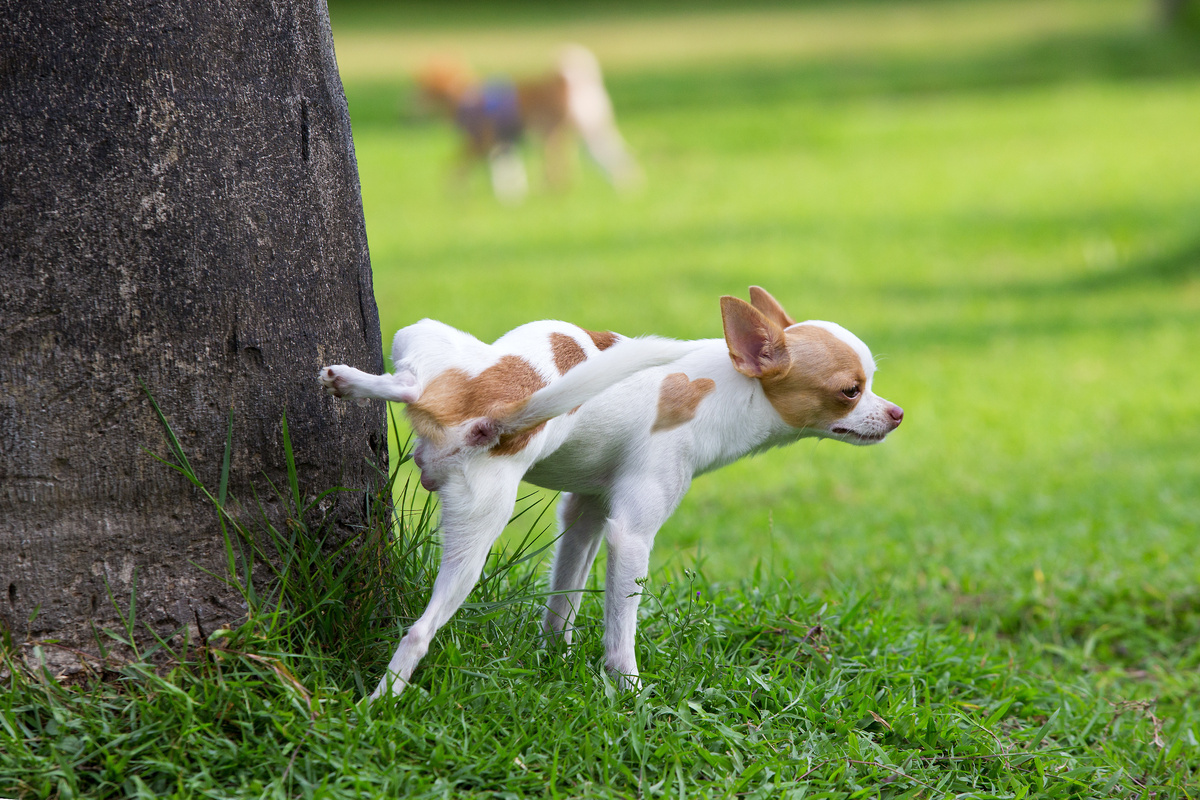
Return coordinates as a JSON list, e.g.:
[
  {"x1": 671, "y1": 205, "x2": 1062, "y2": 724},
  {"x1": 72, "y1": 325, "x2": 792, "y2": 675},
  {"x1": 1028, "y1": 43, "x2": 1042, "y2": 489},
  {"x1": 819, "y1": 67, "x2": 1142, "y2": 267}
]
[
  {"x1": 748, "y1": 286, "x2": 796, "y2": 329},
  {"x1": 721, "y1": 296, "x2": 790, "y2": 378}
]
